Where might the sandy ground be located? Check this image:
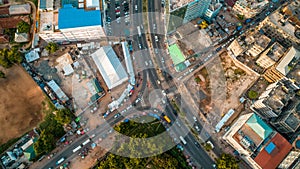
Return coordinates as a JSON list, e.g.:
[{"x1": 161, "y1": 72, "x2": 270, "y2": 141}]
[{"x1": 0, "y1": 66, "x2": 45, "y2": 144}]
